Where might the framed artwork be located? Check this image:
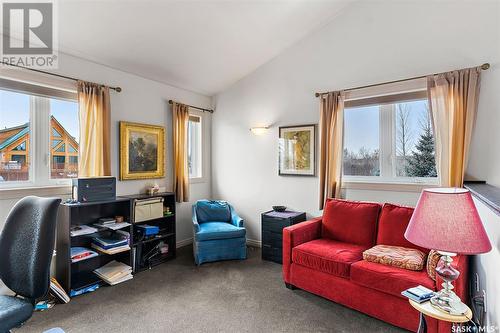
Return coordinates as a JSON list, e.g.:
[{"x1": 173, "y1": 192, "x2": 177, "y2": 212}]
[
  {"x1": 119, "y1": 121, "x2": 165, "y2": 180},
  {"x1": 278, "y1": 124, "x2": 316, "y2": 176}
]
